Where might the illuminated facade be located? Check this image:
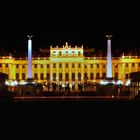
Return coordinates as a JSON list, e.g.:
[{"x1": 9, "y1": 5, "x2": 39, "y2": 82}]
[{"x1": 0, "y1": 42, "x2": 140, "y2": 85}]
